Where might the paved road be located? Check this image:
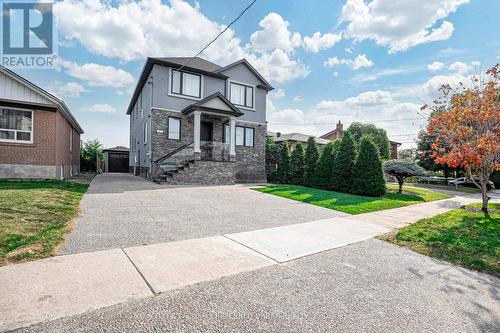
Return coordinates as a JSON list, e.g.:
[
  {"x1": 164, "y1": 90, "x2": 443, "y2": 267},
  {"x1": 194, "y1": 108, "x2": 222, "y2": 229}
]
[
  {"x1": 60, "y1": 174, "x2": 345, "y2": 254},
  {"x1": 17, "y1": 239, "x2": 500, "y2": 333}
]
